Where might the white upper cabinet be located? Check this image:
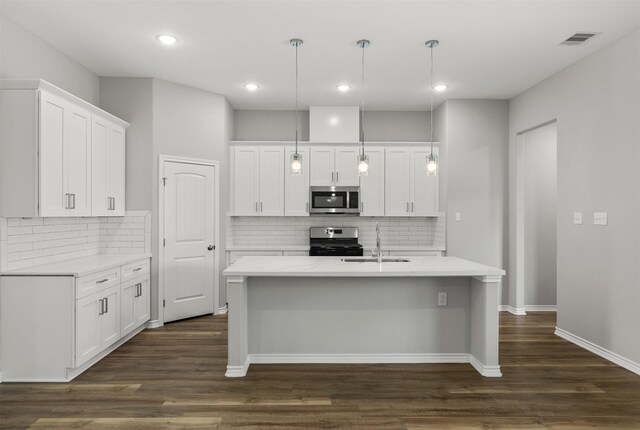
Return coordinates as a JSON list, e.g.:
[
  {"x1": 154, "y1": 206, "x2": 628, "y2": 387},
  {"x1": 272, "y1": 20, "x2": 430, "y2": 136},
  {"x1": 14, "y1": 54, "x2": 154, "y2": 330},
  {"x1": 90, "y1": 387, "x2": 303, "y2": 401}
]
[
  {"x1": 0, "y1": 80, "x2": 129, "y2": 217},
  {"x1": 385, "y1": 146, "x2": 439, "y2": 217},
  {"x1": 231, "y1": 146, "x2": 284, "y2": 216},
  {"x1": 285, "y1": 147, "x2": 310, "y2": 216},
  {"x1": 39, "y1": 91, "x2": 92, "y2": 217},
  {"x1": 310, "y1": 146, "x2": 359, "y2": 187},
  {"x1": 92, "y1": 115, "x2": 125, "y2": 216},
  {"x1": 359, "y1": 148, "x2": 385, "y2": 216}
]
